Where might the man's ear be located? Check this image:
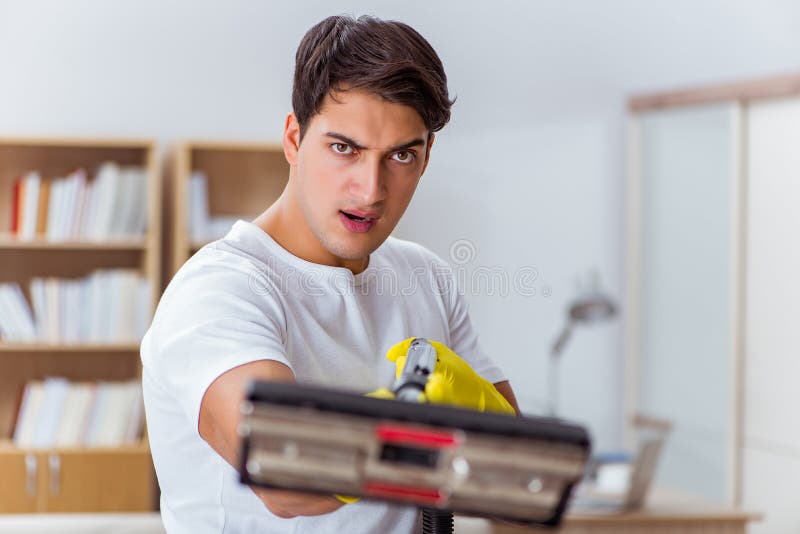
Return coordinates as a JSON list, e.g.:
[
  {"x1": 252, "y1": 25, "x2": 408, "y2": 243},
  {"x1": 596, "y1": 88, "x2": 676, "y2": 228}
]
[
  {"x1": 420, "y1": 133, "x2": 435, "y2": 176},
  {"x1": 283, "y1": 113, "x2": 301, "y2": 166}
]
